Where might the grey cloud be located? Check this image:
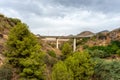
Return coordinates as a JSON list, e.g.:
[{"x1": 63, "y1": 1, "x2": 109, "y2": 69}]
[
  {"x1": 0, "y1": 0, "x2": 44, "y2": 18},
  {"x1": 1, "y1": 0, "x2": 120, "y2": 17},
  {"x1": 0, "y1": 0, "x2": 120, "y2": 35},
  {"x1": 52, "y1": 0, "x2": 120, "y2": 13}
]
